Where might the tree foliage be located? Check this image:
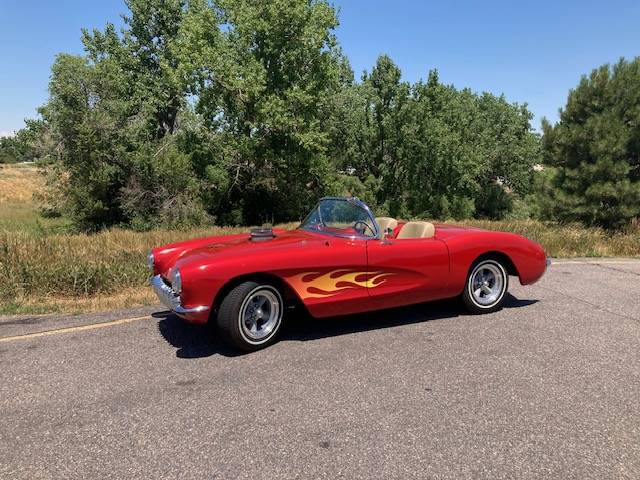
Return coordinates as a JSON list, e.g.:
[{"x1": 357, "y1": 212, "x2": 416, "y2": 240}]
[
  {"x1": 176, "y1": 0, "x2": 347, "y2": 224},
  {"x1": 329, "y1": 60, "x2": 540, "y2": 220},
  {"x1": 0, "y1": 122, "x2": 43, "y2": 164},
  {"x1": 0, "y1": 135, "x2": 23, "y2": 164},
  {"x1": 39, "y1": 0, "x2": 202, "y2": 230},
  {"x1": 32, "y1": 0, "x2": 542, "y2": 231},
  {"x1": 542, "y1": 58, "x2": 640, "y2": 229}
]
